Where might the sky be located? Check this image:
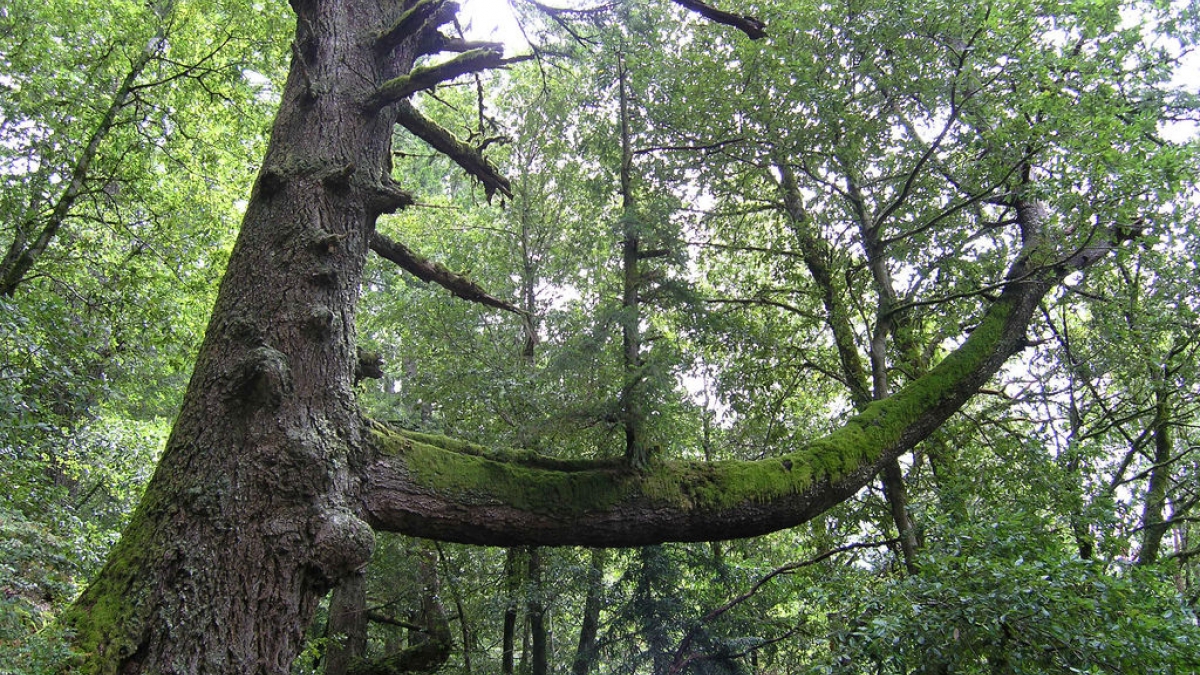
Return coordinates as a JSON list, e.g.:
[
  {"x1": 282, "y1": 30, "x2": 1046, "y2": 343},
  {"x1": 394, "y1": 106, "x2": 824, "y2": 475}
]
[{"x1": 458, "y1": 0, "x2": 535, "y2": 54}]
